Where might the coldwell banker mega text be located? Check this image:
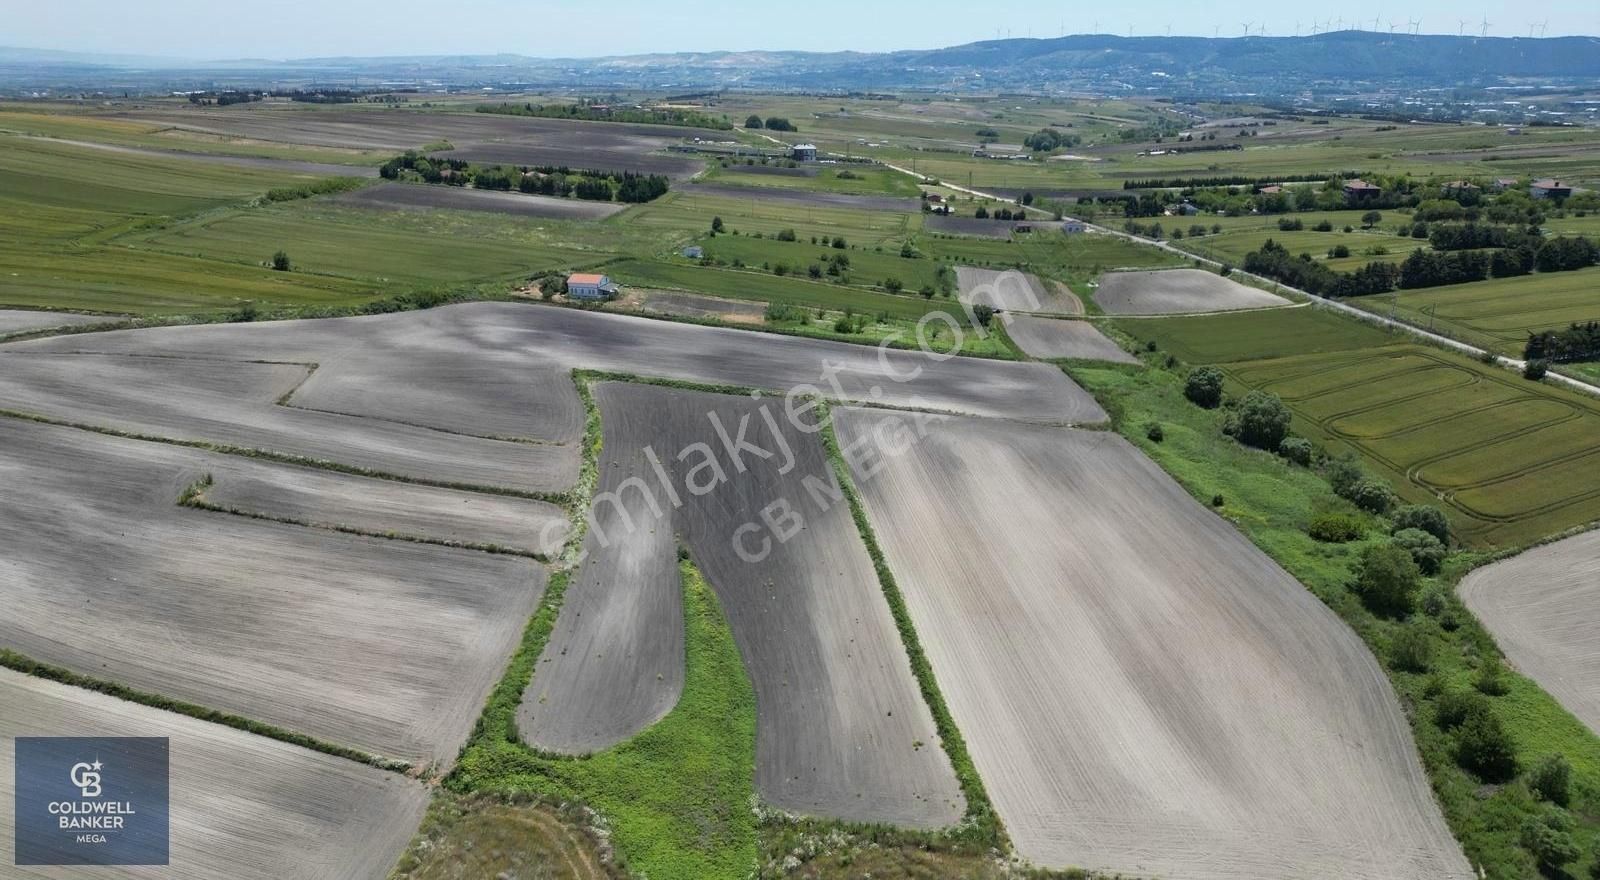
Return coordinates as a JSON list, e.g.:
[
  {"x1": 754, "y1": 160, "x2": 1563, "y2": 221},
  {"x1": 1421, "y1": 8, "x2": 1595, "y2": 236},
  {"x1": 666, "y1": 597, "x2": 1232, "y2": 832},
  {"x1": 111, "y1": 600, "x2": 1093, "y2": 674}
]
[{"x1": 13, "y1": 737, "x2": 169, "y2": 865}]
